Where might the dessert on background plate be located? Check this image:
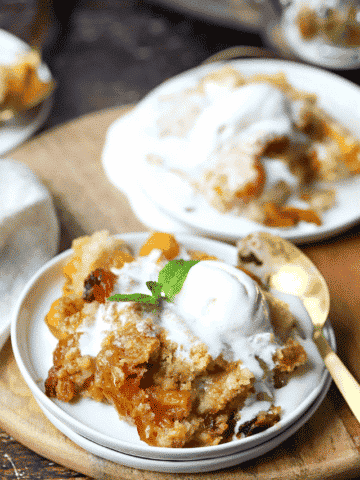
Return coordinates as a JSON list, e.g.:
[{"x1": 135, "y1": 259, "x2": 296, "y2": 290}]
[
  {"x1": 281, "y1": 0, "x2": 360, "y2": 69},
  {"x1": 123, "y1": 65, "x2": 360, "y2": 228},
  {"x1": 0, "y1": 47, "x2": 54, "y2": 122},
  {"x1": 0, "y1": 29, "x2": 54, "y2": 155},
  {"x1": 295, "y1": 0, "x2": 360, "y2": 47},
  {"x1": 102, "y1": 59, "x2": 360, "y2": 244},
  {"x1": 43, "y1": 230, "x2": 321, "y2": 449}
]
